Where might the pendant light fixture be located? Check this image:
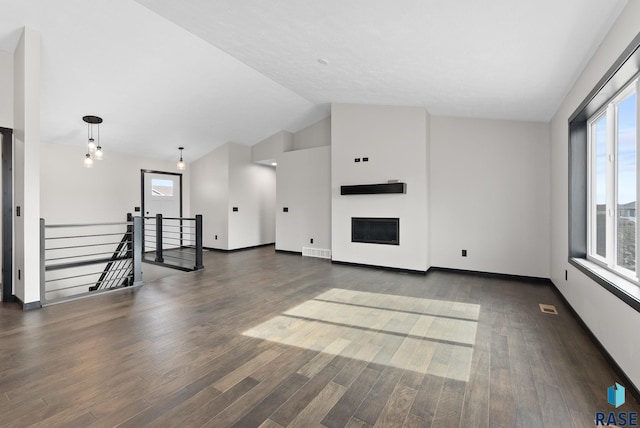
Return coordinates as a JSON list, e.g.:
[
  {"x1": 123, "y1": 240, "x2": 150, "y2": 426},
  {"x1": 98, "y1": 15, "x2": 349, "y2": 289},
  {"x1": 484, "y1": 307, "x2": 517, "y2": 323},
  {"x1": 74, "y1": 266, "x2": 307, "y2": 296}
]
[
  {"x1": 83, "y1": 115, "x2": 103, "y2": 168},
  {"x1": 177, "y1": 146, "x2": 185, "y2": 170},
  {"x1": 84, "y1": 152, "x2": 94, "y2": 168}
]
